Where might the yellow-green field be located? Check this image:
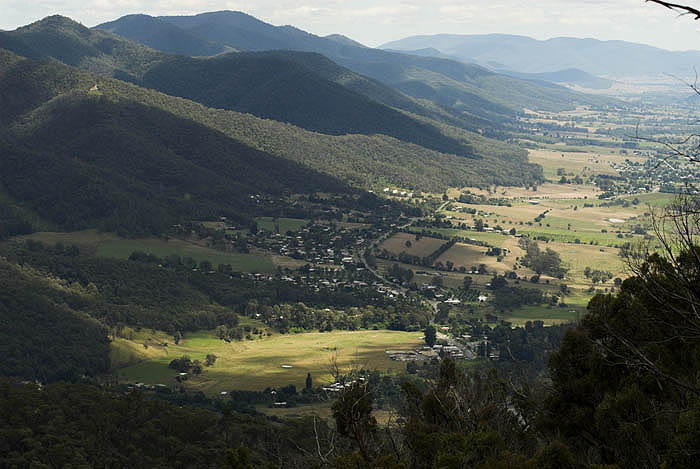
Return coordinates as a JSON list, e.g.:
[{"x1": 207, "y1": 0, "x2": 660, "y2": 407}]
[
  {"x1": 112, "y1": 329, "x2": 424, "y2": 393},
  {"x1": 18, "y1": 230, "x2": 300, "y2": 273},
  {"x1": 501, "y1": 306, "x2": 583, "y2": 326},
  {"x1": 528, "y1": 148, "x2": 646, "y2": 179},
  {"x1": 98, "y1": 239, "x2": 276, "y2": 272},
  {"x1": 438, "y1": 192, "x2": 662, "y2": 247},
  {"x1": 552, "y1": 242, "x2": 626, "y2": 284},
  {"x1": 379, "y1": 232, "x2": 447, "y2": 257},
  {"x1": 454, "y1": 182, "x2": 601, "y2": 200}
]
